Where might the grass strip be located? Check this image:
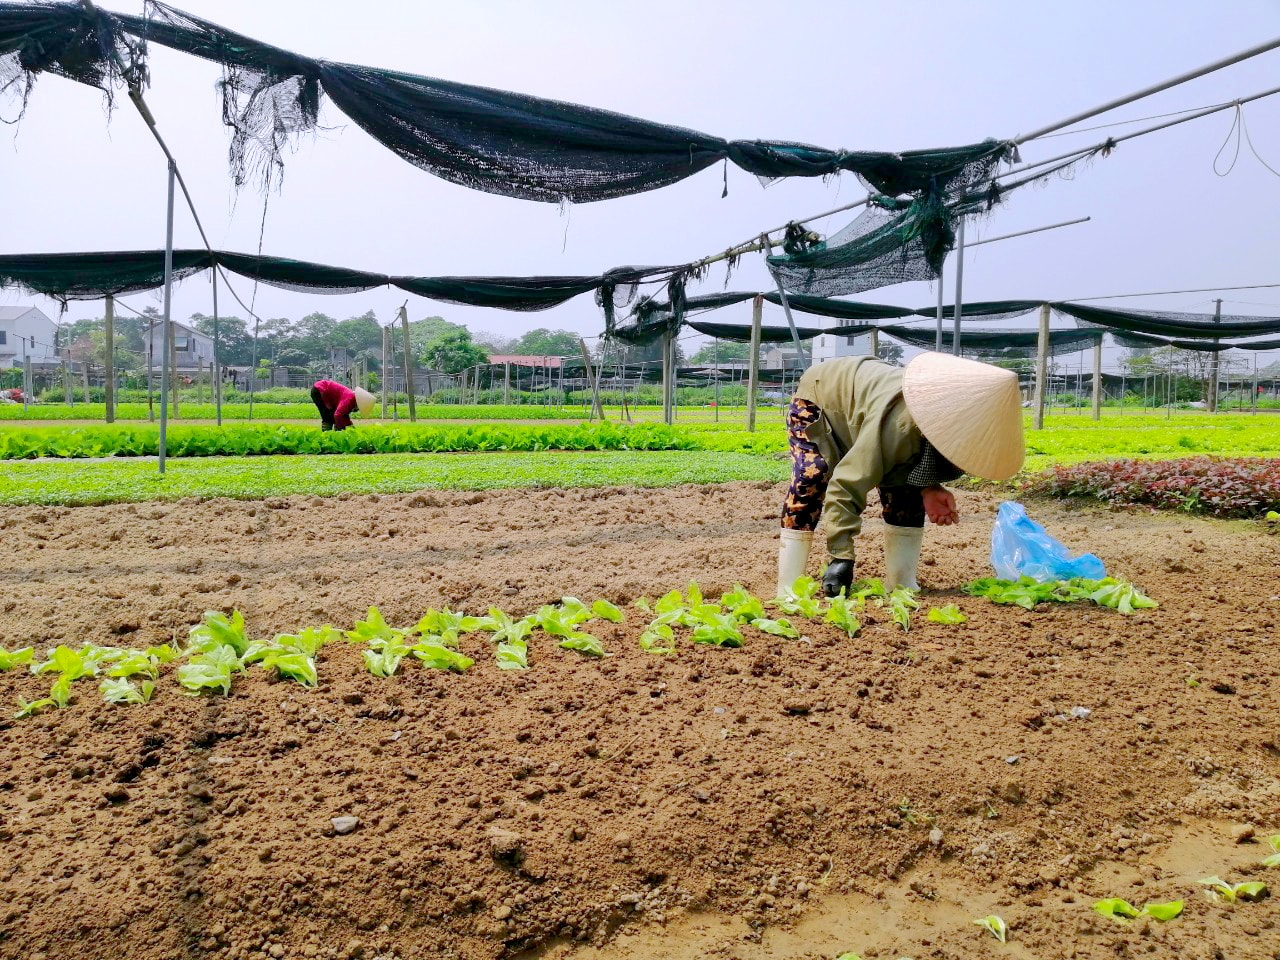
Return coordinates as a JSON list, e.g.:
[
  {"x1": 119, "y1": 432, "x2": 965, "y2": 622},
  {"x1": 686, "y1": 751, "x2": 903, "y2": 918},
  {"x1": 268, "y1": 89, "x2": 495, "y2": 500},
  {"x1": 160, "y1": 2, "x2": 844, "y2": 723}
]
[{"x1": 0, "y1": 451, "x2": 788, "y2": 506}]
